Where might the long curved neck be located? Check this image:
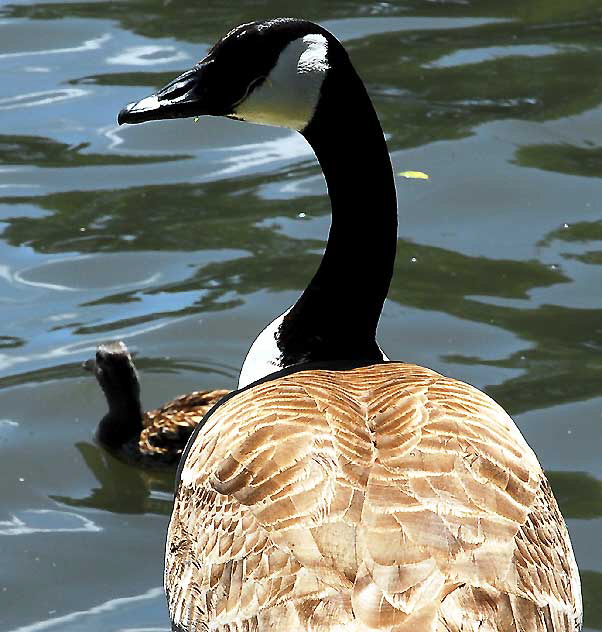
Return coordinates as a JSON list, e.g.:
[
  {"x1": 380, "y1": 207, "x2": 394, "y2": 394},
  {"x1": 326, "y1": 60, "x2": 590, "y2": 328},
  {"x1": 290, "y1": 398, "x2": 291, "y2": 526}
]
[{"x1": 276, "y1": 62, "x2": 397, "y2": 367}]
